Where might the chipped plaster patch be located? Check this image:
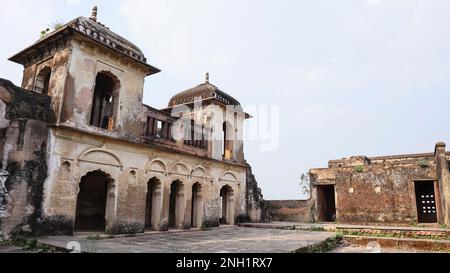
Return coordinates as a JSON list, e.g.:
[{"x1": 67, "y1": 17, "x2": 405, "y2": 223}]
[{"x1": 0, "y1": 100, "x2": 9, "y2": 129}]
